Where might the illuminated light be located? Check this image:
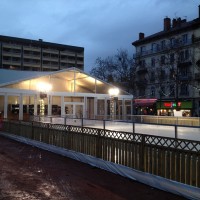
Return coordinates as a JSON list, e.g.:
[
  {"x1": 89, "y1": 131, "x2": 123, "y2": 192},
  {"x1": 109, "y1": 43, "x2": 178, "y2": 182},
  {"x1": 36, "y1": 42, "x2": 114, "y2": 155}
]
[
  {"x1": 36, "y1": 82, "x2": 52, "y2": 92},
  {"x1": 164, "y1": 101, "x2": 181, "y2": 108},
  {"x1": 108, "y1": 88, "x2": 120, "y2": 96},
  {"x1": 172, "y1": 103, "x2": 176, "y2": 107},
  {"x1": 164, "y1": 102, "x2": 172, "y2": 107}
]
